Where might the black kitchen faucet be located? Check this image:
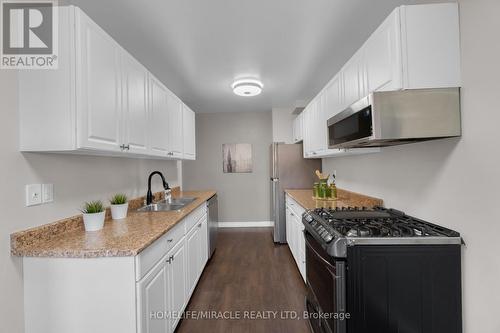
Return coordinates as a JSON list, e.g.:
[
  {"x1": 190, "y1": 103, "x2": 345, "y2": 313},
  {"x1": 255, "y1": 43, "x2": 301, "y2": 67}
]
[{"x1": 146, "y1": 171, "x2": 171, "y2": 205}]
